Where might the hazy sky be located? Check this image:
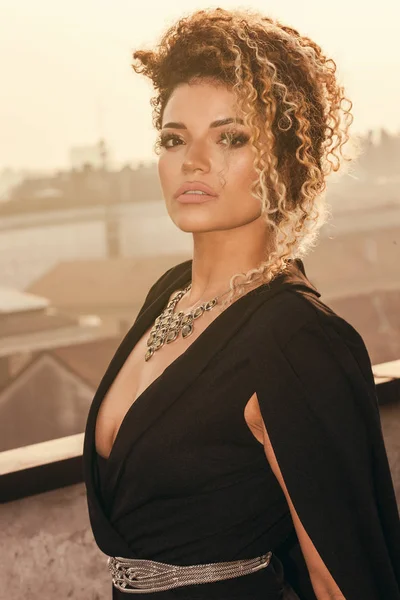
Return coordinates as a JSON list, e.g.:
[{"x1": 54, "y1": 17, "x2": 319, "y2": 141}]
[{"x1": 1, "y1": 0, "x2": 399, "y2": 170}]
